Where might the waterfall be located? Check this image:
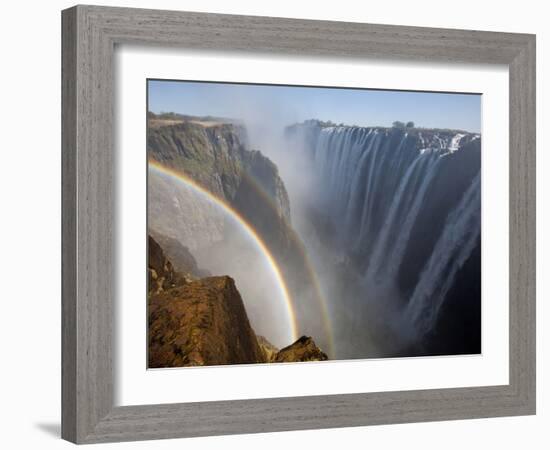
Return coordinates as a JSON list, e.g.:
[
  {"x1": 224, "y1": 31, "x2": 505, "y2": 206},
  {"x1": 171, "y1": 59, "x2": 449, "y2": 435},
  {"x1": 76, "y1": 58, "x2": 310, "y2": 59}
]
[
  {"x1": 406, "y1": 171, "x2": 481, "y2": 336},
  {"x1": 286, "y1": 123, "x2": 481, "y2": 347},
  {"x1": 367, "y1": 149, "x2": 442, "y2": 282}
]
